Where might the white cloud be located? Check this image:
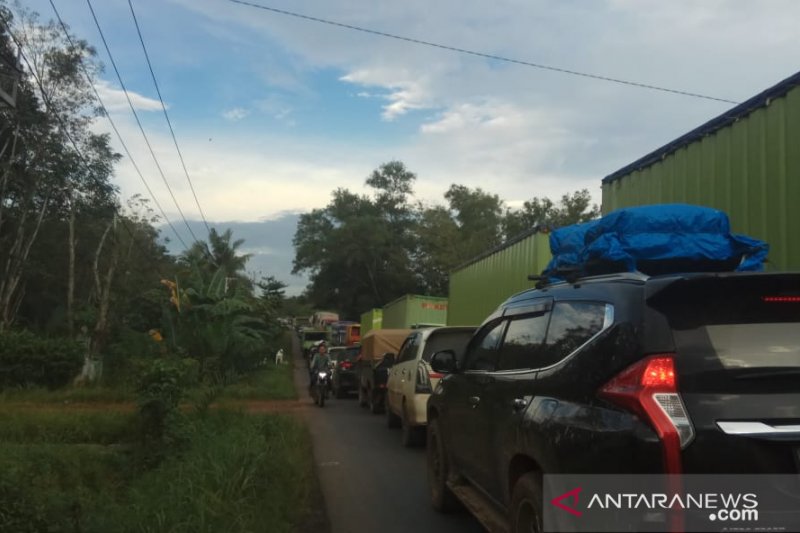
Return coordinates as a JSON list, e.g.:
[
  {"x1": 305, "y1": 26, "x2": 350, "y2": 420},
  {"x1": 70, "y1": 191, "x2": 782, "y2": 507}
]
[
  {"x1": 222, "y1": 107, "x2": 249, "y2": 121},
  {"x1": 340, "y1": 69, "x2": 433, "y2": 120},
  {"x1": 94, "y1": 80, "x2": 164, "y2": 112},
  {"x1": 255, "y1": 96, "x2": 293, "y2": 123}
]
